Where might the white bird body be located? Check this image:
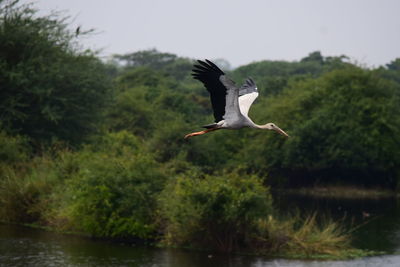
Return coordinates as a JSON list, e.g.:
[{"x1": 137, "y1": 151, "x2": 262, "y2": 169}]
[{"x1": 184, "y1": 60, "x2": 288, "y2": 139}]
